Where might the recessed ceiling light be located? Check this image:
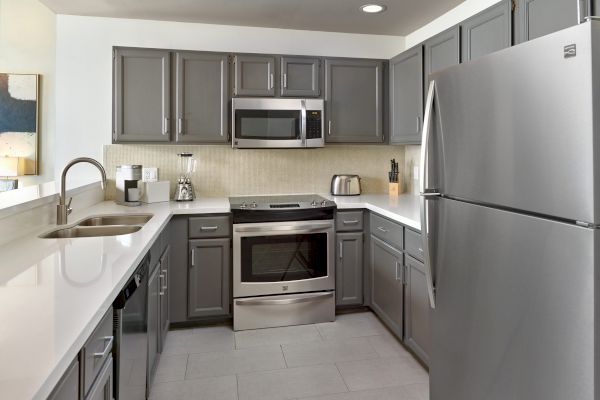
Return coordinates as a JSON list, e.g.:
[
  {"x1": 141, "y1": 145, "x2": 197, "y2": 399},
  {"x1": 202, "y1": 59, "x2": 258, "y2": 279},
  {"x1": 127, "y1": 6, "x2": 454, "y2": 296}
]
[{"x1": 360, "y1": 4, "x2": 387, "y2": 14}]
